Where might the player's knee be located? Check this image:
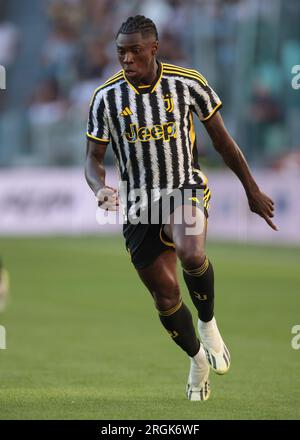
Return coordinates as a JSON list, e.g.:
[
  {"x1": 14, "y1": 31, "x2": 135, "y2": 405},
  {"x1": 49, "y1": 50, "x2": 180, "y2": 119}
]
[
  {"x1": 155, "y1": 295, "x2": 180, "y2": 312},
  {"x1": 176, "y1": 245, "x2": 206, "y2": 270},
  {"x1": 153, "y1": 279, "x2": 180, "y2": 311}
]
